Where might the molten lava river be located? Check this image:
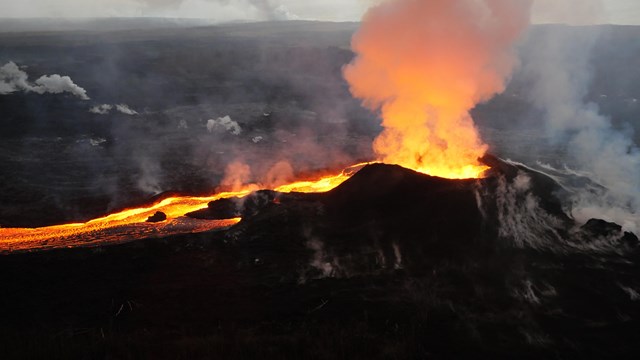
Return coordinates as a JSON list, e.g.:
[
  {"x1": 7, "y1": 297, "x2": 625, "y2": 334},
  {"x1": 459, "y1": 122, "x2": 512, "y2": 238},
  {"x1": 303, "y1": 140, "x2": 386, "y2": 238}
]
[
  {"x1": 0, "y1": 161, "x2": 488, "y2": 253},
  {"x1": 0, "y1": 164, "x2": 369, "y2": 252}
]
